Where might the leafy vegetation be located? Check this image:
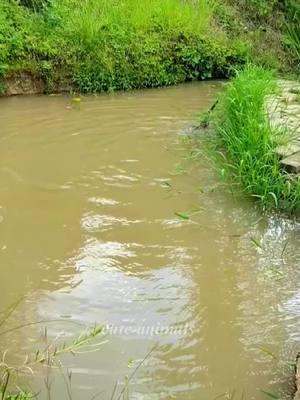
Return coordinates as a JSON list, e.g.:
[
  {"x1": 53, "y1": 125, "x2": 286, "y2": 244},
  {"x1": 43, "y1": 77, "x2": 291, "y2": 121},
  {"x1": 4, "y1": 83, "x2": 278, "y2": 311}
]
[
  {"x1": 212, "y1": 65, "x2": 300, "y2": 213},
  {"x1": 0, "y1": 324, "x2": 105, "y2": 399},
  {"x1": 0, "y1": 300, "x2": 105, "y2": 400},
  {"x1": 0, "y1": 0, "x2": 246, "y2": 93},
  {"x1": 4, "y1": 392, "x2": 32, "y2": 400},
  {"x1": 0, "y1": 0, "x2": 299, "y2": 95},
  {"x1": 286, "y1": 13, "x2": 300, "y2": 67}
]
